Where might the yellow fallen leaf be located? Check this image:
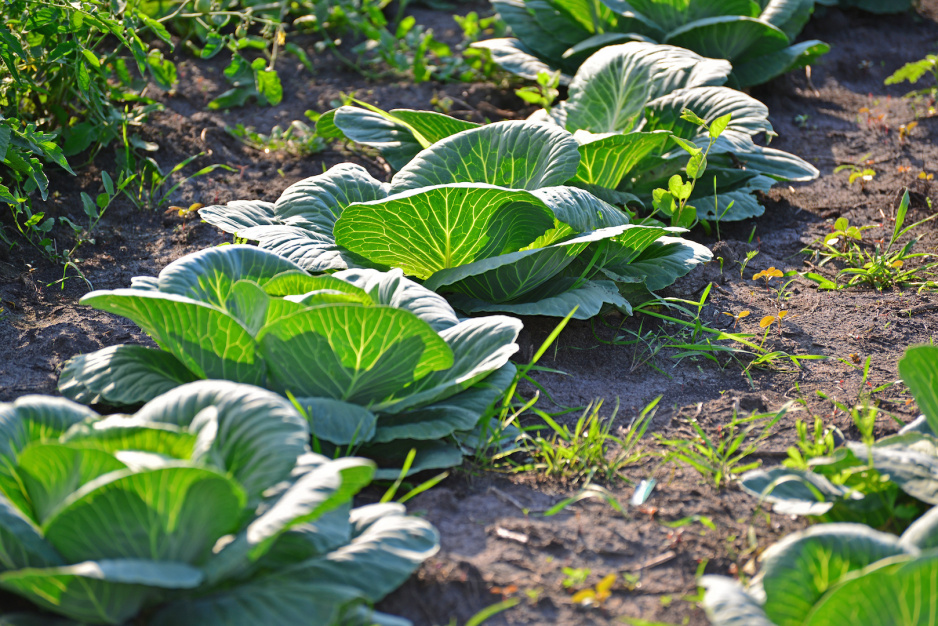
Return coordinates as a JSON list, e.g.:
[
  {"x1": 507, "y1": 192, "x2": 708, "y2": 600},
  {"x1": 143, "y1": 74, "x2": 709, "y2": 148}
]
[{"x1": 572, "y1": 589, "x2": 596, "y2": 605}]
